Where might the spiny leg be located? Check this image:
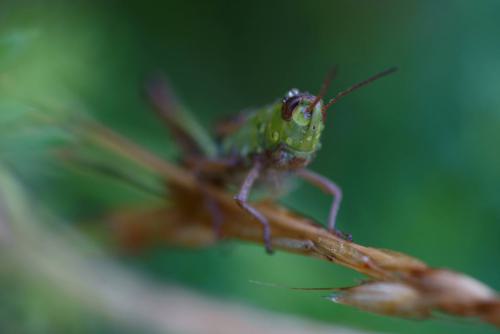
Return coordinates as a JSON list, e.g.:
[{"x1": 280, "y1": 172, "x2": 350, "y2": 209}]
[
  {"x1": 234, "y1": 161, "x2": 273, "y2": 254},
  {"x1": 296, "y1": 169, "x2": 351, "y2": 240},
  {"x1": 145, "y1": 75, "x2": 204, "y2": 157}
]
